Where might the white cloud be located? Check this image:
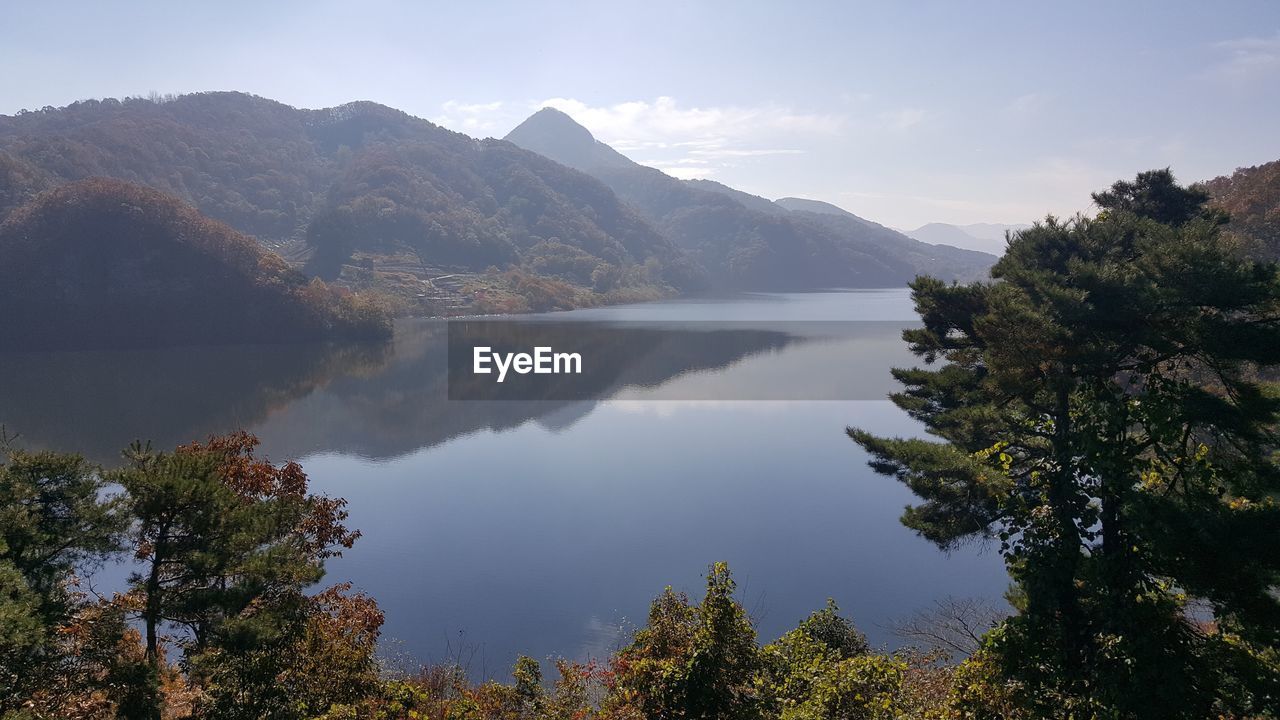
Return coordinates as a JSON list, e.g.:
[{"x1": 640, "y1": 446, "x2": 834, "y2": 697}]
[
  {"x1": 537, "y1": 96, "x2": 843, "y2": 144},
  {"x1": 534, "y1": 96, "x2": 840, "y2": 179},
  {"x1": 431, "y1": 99, "x2": 508, "y2": 135},
  {"x1": 1206, "y1": 31, "x2": 1280, "y2": 85}
]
